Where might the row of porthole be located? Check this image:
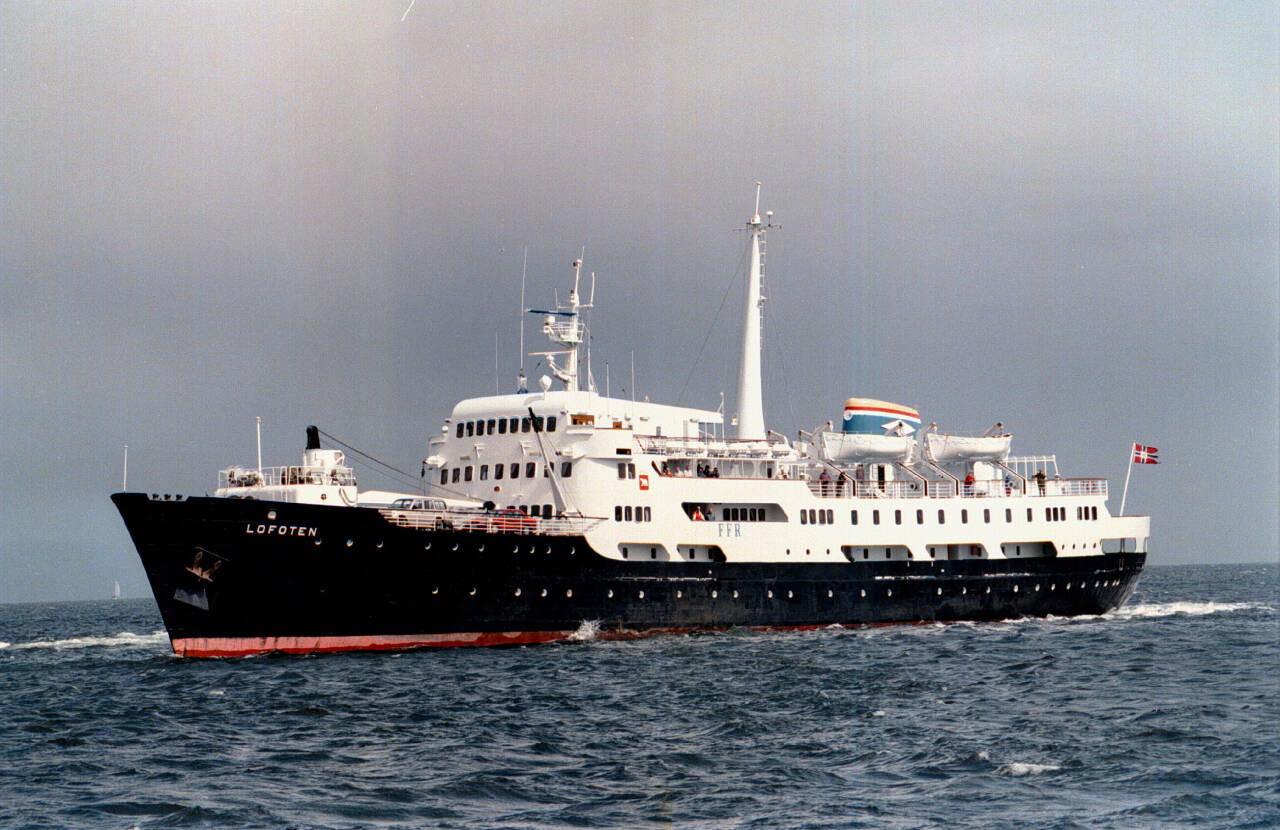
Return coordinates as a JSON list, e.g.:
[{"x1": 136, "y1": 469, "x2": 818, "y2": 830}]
[{"x1": 424, "y1": 579, "x2": 1126, "y2": 599}]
